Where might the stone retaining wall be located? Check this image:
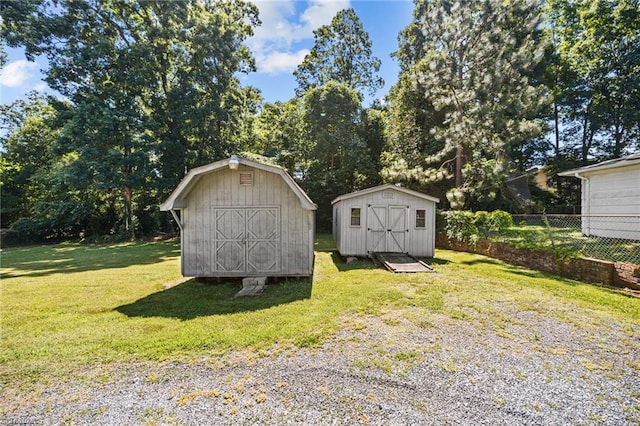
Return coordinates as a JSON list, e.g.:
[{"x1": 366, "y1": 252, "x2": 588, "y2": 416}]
[{"x1": 435, "y1": 233, "x2": 639, "y2": 290}]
